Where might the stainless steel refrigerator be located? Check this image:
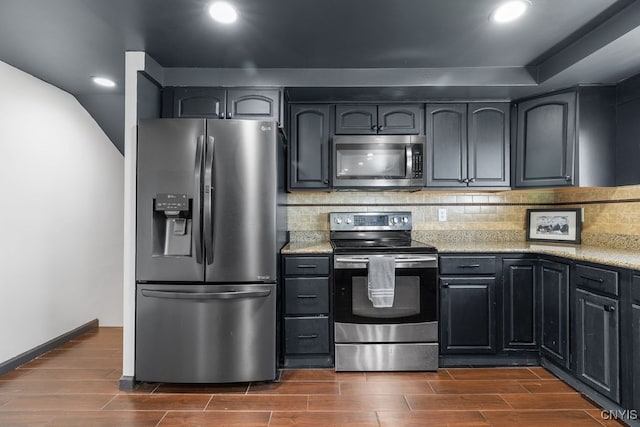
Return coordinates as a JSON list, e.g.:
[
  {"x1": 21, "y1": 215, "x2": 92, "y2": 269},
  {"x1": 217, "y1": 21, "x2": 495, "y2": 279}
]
[{"x1": 135, "y1": 119, "x2": 286, "y2": 383}]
